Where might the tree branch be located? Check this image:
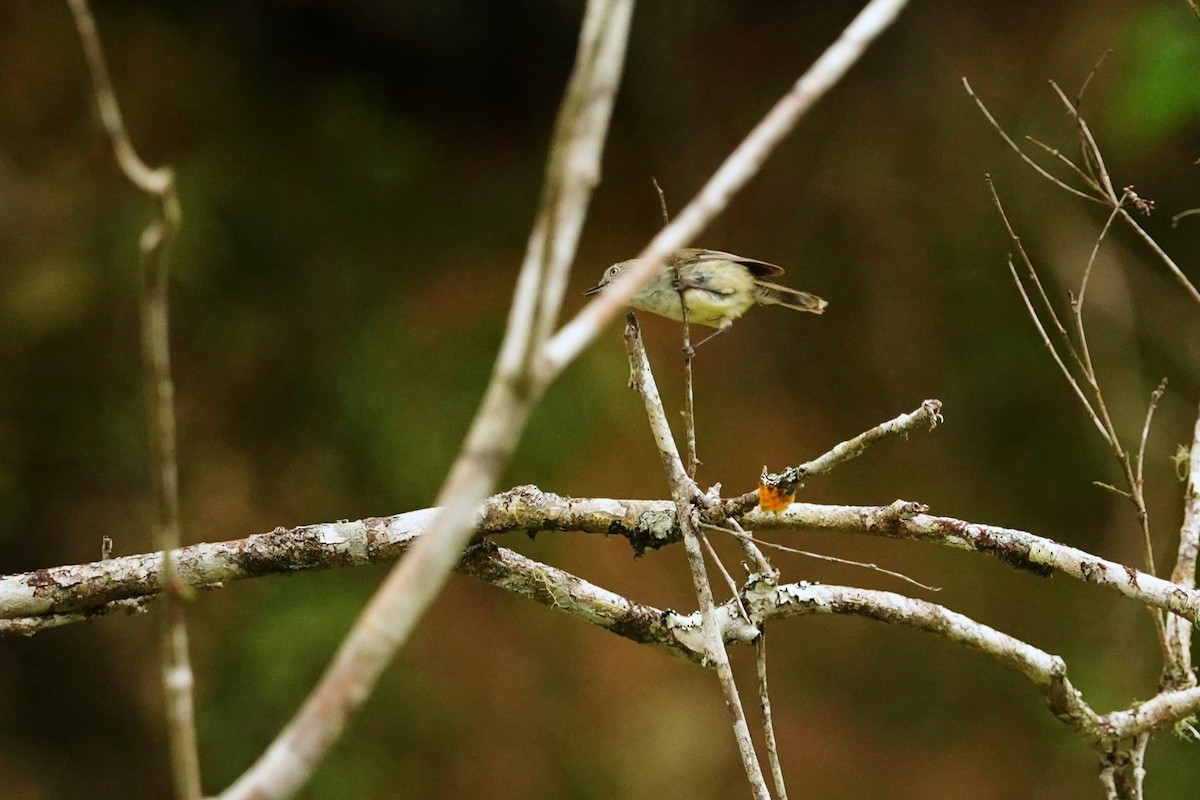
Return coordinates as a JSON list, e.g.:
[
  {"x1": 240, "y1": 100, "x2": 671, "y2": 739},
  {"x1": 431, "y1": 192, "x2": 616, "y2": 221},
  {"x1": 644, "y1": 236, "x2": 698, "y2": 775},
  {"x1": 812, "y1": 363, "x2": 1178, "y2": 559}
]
[
  {"x1": 538, "y1": 0, "x2": 913, "y2": 381},
  {"x1": 6, "y1": 491, "x2": 1199, "y2": 631},
  {"x1": 1166, "y1": 402, "x2": 1200, "y2": 687},
  {"x1": 66, "y1": 1, "x2": 197, "y2": 797},
  {"x1": 624, "y1": 319, "x2": 771, "y2": 798},
  {"x1": 217, "y1": 4, "x2": 635, "y2": 797}
]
